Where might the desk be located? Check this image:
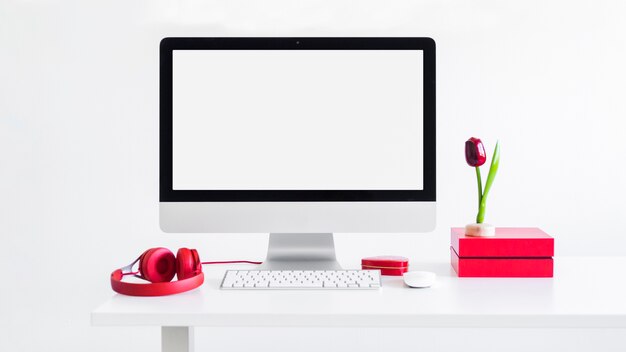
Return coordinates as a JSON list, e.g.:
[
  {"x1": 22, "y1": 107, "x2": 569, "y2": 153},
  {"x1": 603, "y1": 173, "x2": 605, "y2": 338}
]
[{"x1": 91, "y1": 257, "x2": 626, "y2": 352}]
